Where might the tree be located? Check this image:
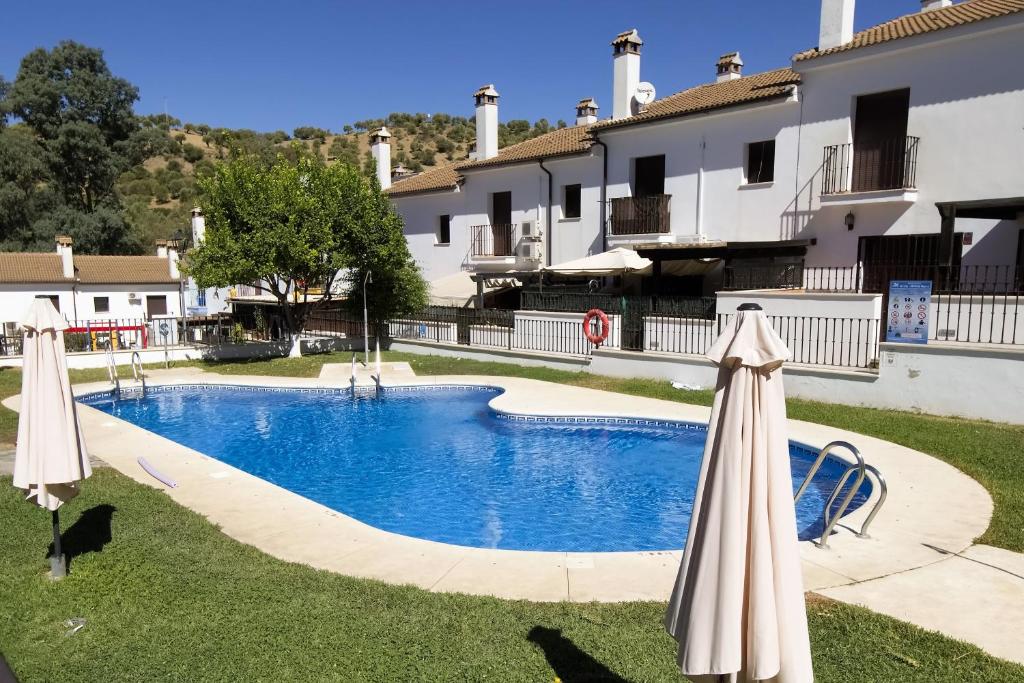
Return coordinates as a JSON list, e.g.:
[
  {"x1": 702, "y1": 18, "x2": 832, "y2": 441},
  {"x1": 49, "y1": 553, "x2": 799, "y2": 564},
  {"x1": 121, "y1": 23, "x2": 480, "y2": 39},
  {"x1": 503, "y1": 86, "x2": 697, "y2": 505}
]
[
  {"x1": 292, "y1": 126, "x2": 328, "y2": 141},
  {"x1": 3, "y1": 41, "x2": 143, "y2": 253},
  {"x1": 182, "y1": 143, "x2": 204, "y2": 163},
  {"x1": 184, "y1": 148, "x2": 426, "y2": 356}
]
